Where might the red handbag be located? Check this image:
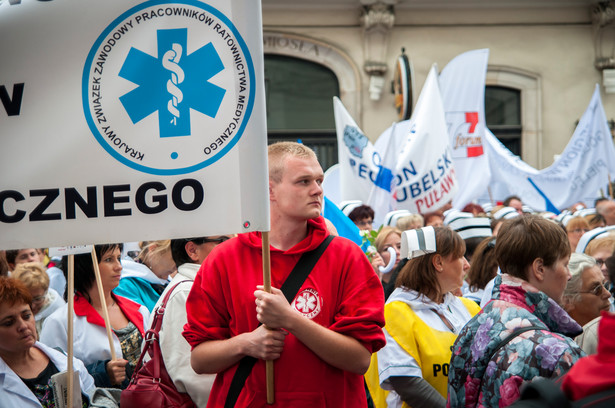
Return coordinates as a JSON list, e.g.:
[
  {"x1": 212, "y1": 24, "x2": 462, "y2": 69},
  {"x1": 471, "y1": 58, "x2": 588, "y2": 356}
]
[{"x1": 120, "y1": 282, "x2": 197, "y2": 408}]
